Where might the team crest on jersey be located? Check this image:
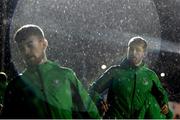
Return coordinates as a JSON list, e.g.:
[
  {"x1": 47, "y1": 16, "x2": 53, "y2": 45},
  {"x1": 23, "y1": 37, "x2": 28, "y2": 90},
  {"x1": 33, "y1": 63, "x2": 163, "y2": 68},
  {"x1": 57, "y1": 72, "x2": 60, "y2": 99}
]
[
  {"x1": 143, "y1": 79, "x2": 148, "y2": 85},
  {"x1": 53, "y1": 79, "x2": 60, "y2": 86}
]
